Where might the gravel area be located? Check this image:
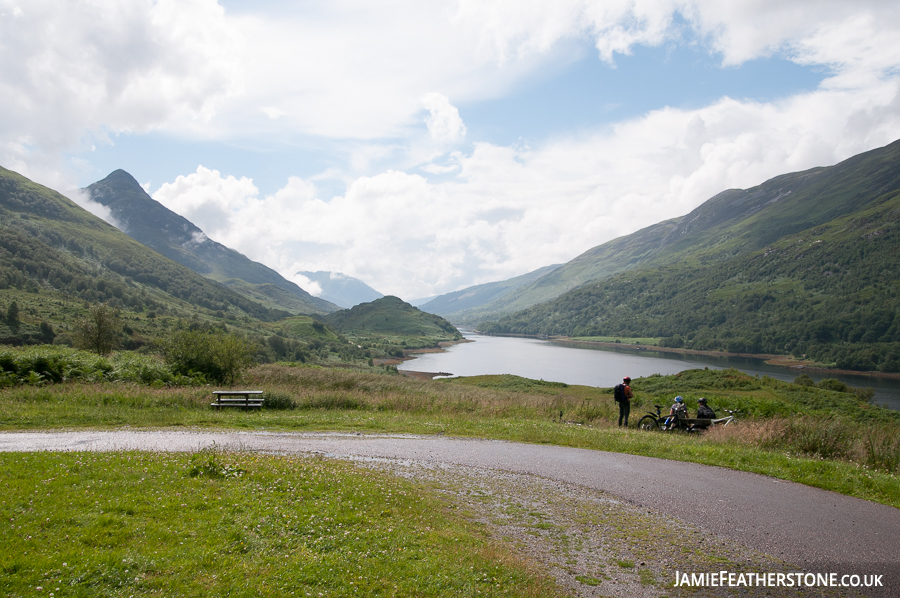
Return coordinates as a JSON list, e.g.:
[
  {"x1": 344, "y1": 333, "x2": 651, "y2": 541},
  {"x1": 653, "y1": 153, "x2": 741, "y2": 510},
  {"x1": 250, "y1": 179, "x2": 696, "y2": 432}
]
[{"x1": 356, "y1": 457, "x2": 866, "y2": 598}]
